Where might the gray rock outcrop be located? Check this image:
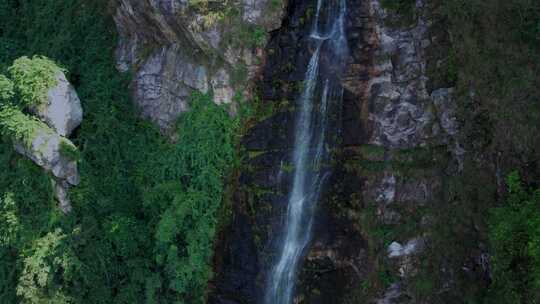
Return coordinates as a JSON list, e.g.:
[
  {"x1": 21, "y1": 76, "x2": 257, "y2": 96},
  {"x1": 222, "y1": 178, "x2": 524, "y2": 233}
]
[
  {"x1": 365, "y1": 0, "x2": 456, "y2": 149},
  {"x1": 113, "y1": 0, "x2": 286, "y2": 131},
  {"x1": 14, "y1": 130, "x2": 79, "y2": 186},
  {"x1": 30, "y1": 71, "x2": 83, "y2": 137}
]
